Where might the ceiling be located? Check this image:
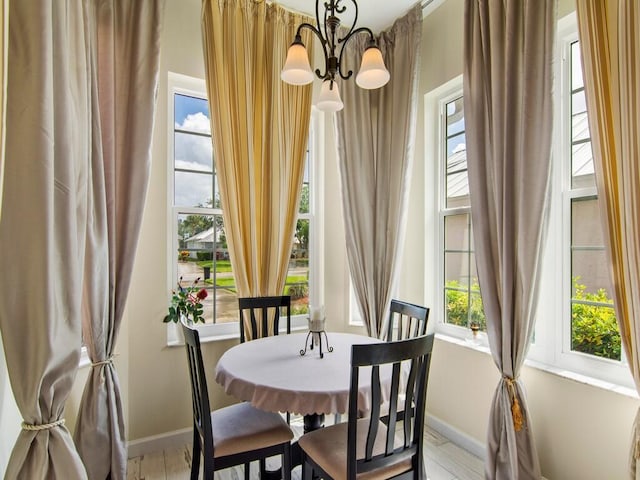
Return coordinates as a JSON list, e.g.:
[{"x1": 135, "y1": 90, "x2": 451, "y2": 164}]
[{"x1": 276, "y1": 0, "x2": 440, "y2": 33}]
